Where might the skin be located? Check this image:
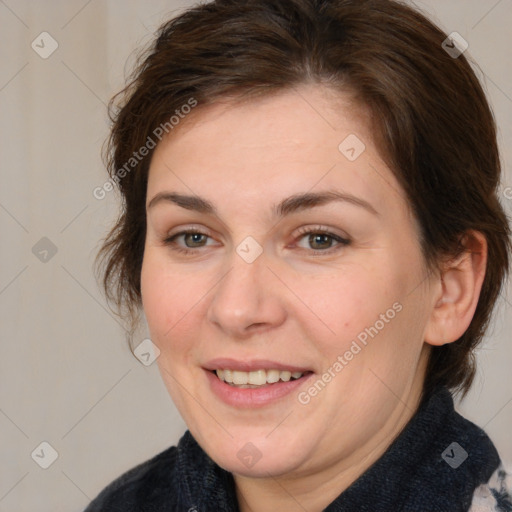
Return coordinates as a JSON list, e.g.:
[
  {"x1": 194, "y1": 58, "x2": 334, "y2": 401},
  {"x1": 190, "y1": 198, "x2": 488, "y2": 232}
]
[{"x1": 140, "y1": 84, "x2": 487, "y2": 512}]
